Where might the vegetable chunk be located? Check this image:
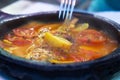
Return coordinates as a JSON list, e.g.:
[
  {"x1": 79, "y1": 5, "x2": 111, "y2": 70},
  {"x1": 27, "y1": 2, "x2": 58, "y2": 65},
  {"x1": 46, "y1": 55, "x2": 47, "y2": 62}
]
[{"x1": 44, "y1": 32, "x2": 72, "y2": 49}]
